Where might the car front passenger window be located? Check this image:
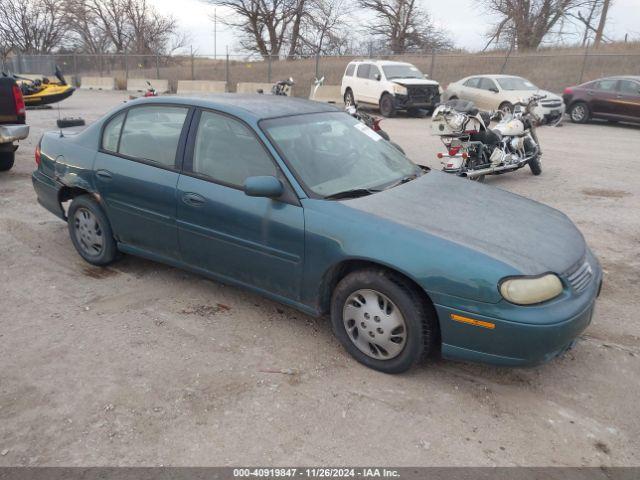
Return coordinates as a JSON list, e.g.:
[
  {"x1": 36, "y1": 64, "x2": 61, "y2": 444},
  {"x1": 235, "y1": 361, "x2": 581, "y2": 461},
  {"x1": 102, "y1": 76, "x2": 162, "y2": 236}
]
[{"x1": 192, "y1": 111, "x2": 277, "y2": 188}]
